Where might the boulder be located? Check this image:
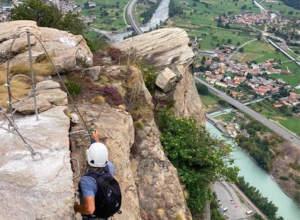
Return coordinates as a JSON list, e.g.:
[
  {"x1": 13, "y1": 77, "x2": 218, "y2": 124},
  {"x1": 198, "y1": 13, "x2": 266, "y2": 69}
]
[
  {"x1": 0, "y1": 20, "x2": 93, "y2": 74},
  {"x1": 113, "y1": 28, "x2": 194, "y2": 66},
  {"x1": 0, "y1": 106, "x2": 74, "y2": 220},
  {"x1": 14, "y1": 80, "x2": 67, "y2": 114},
  {"x1": 83, "y1": 66, "x2": 101, "y2": 81},
  {"x1": 156, "y1": 67, "x2": 178, "y2": 93}
]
